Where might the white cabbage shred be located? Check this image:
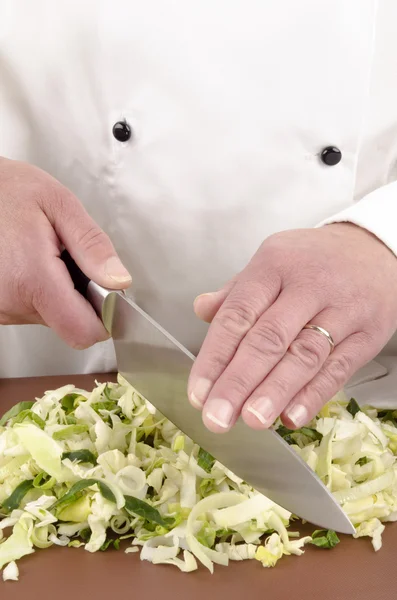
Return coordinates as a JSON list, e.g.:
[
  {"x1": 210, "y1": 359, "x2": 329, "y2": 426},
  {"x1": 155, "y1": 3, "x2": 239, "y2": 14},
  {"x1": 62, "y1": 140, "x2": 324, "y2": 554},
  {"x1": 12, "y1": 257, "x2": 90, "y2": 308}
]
[{"x1": 0, "y1": 377, "x2": 396, "y2": 581}]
